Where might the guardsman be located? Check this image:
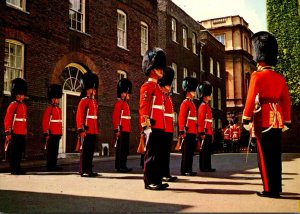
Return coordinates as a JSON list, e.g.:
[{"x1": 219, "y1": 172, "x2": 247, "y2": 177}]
[
  {"x1": 42, "y1": 84, "x2": 63, "y2": 171},
  {"x1": 158, "y1": 66, "x2": 177, "y2": 182},
  {"x1": 4, "y1": 78, "x2": 27, "y2": 175},
  {"x1": 139, "y1": 47, "x2": 168, "y2": 190},
  {"x1": 242, "y1": 31, "x2": 291, "y2": 198},
  {"x1": 230, "y1": 117, "x2": 240, "y2": 152},
  {"x1": 112, "y1": 78, "x2": 132, "y2": 173},
  {"x1": 221, "y1": 120, "x2": 231, "y2": 153},
  {"x1": 178, "y1": 77, "x2": 198, "y2": 176},
  {"x1": 197, "y1": 81, "x2": 216, "y2": 172},
  {"x1": 76, "y1": 72, "x2": 99, "y2": 177}
]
